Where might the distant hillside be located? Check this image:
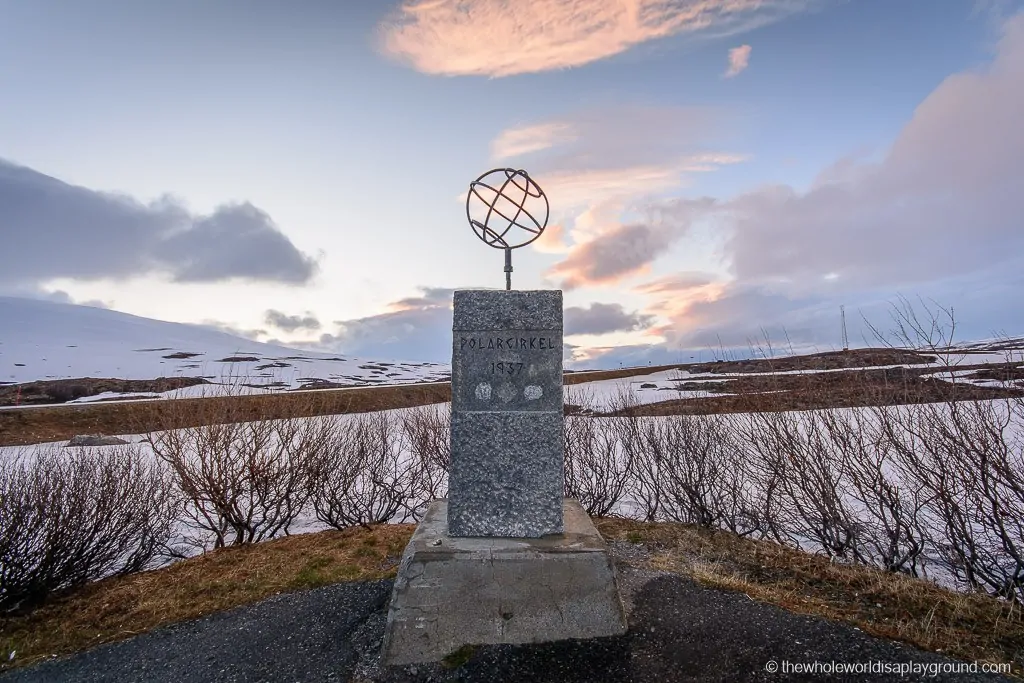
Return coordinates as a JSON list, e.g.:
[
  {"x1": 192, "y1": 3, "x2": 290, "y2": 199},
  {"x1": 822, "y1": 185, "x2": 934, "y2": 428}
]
[{"x1": 0, "y1": 297, "x2": 449, "y2": 393}]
